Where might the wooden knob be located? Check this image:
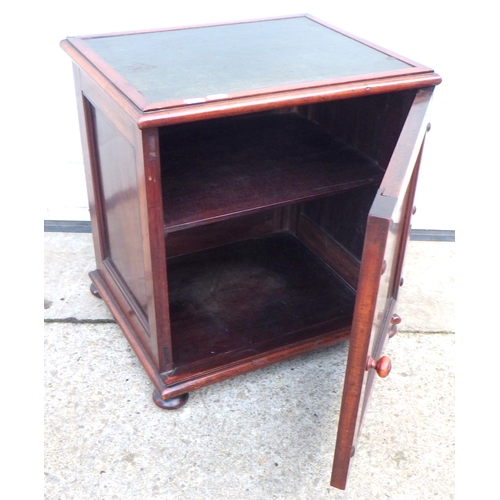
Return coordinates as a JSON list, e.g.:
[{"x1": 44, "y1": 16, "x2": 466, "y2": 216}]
[
  {"x1": 366, "y1": 355, "x2": 392, "y2": 378},
  {"x1": 381, "y1": 260, "x2": 387, "y2": 275},
  {"x1": 90, "y1": 283, "x2": 102, "y2": 299},
  {"x1": 389, "y1": 314, "x2": 401, "y2": 338},
  {"x1": 391, "y1": 314, "x2": 401, "y2": 325},
  {"x1": 389, "y1": 325, "x2": 398, "y2": 338}
]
